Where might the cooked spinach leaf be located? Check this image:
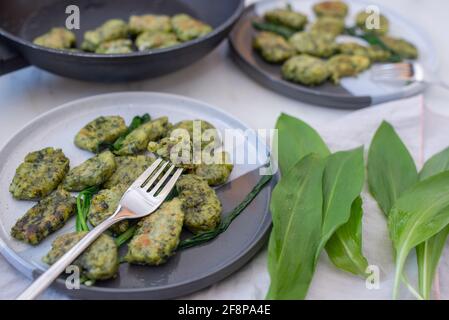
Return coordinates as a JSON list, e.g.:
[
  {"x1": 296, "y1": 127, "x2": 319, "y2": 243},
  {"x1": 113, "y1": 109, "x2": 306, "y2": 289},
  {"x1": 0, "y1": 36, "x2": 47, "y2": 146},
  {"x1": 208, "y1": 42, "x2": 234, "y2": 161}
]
[
  {"x1": 112, "y1": 113, "x2": 151, "y2": 150},
  {"x1": 267, "y1": 154, "x2": 325, "y2": 299},
  {"x1": 75, "y1": 186, "x2": 99, "y2": 232},
  {"x1": 115, "y1": 225, "x2": 137, "y2": 247},
  {"x1": 252, "y1": 21, "x2": 296, "y2": 39},
  {"x1": 95, "y1": 113, "x2": 151, "y2": 152},
  {"x1": 344, "y1": 27, "x2": 402, "y2": 63}
]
